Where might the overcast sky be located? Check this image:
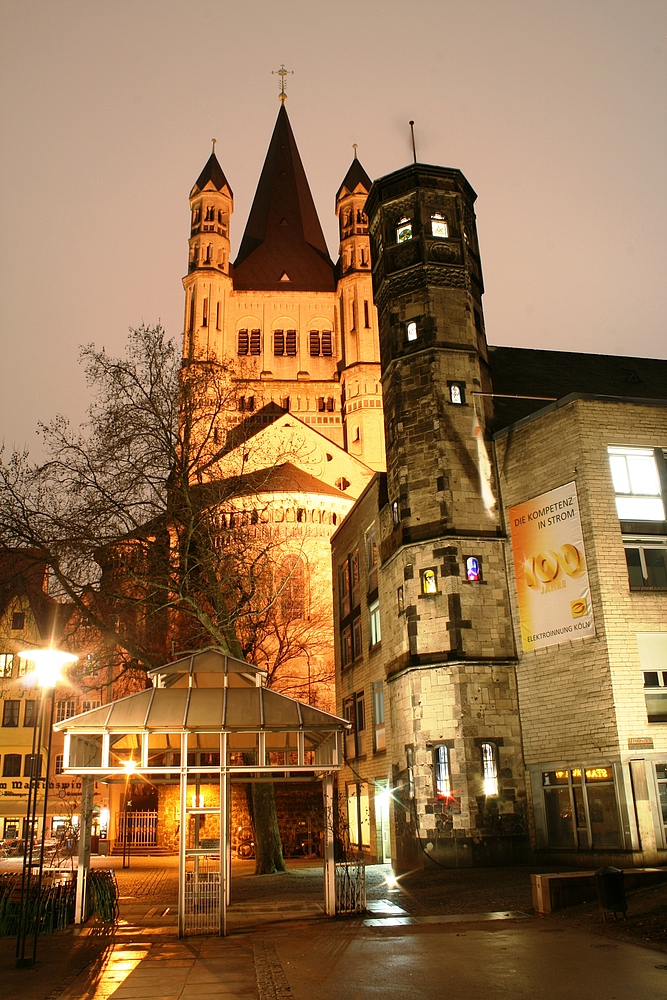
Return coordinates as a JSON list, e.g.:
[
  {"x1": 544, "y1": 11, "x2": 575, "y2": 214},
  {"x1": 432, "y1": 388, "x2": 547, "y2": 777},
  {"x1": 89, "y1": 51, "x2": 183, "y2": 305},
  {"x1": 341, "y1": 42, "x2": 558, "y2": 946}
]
[{"x1": 1, "y1": 0, "x2": 665, "y2": 454}]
